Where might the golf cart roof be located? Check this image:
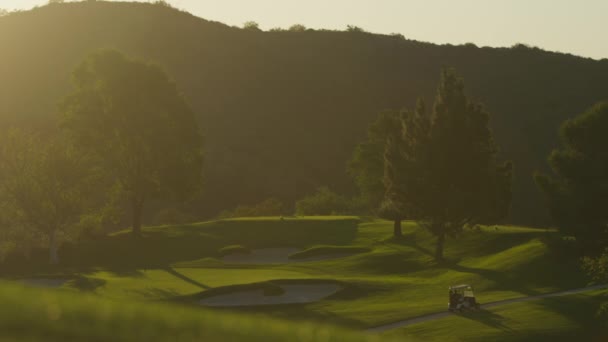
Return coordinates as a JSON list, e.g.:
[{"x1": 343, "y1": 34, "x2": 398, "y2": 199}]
[{"x1": 449, "y1": 284, "x2": 472, "y2": 290}]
